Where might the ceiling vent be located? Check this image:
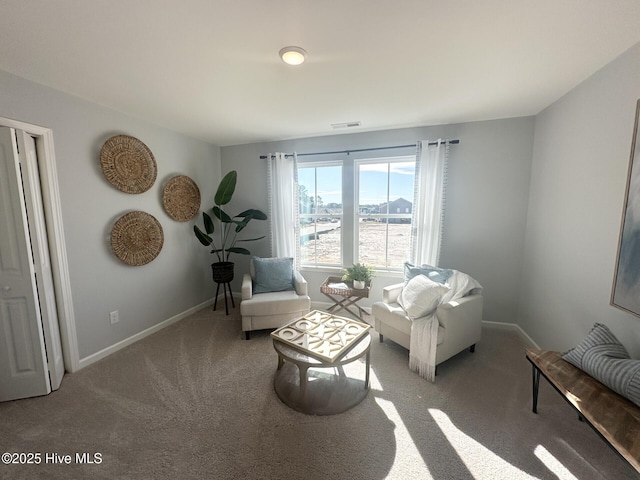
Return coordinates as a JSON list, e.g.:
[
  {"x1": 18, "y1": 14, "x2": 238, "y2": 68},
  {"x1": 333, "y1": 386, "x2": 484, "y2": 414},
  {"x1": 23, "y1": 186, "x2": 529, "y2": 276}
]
[{"x1": 331, "y1": 121, "x2": 361, "y2": 130}]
